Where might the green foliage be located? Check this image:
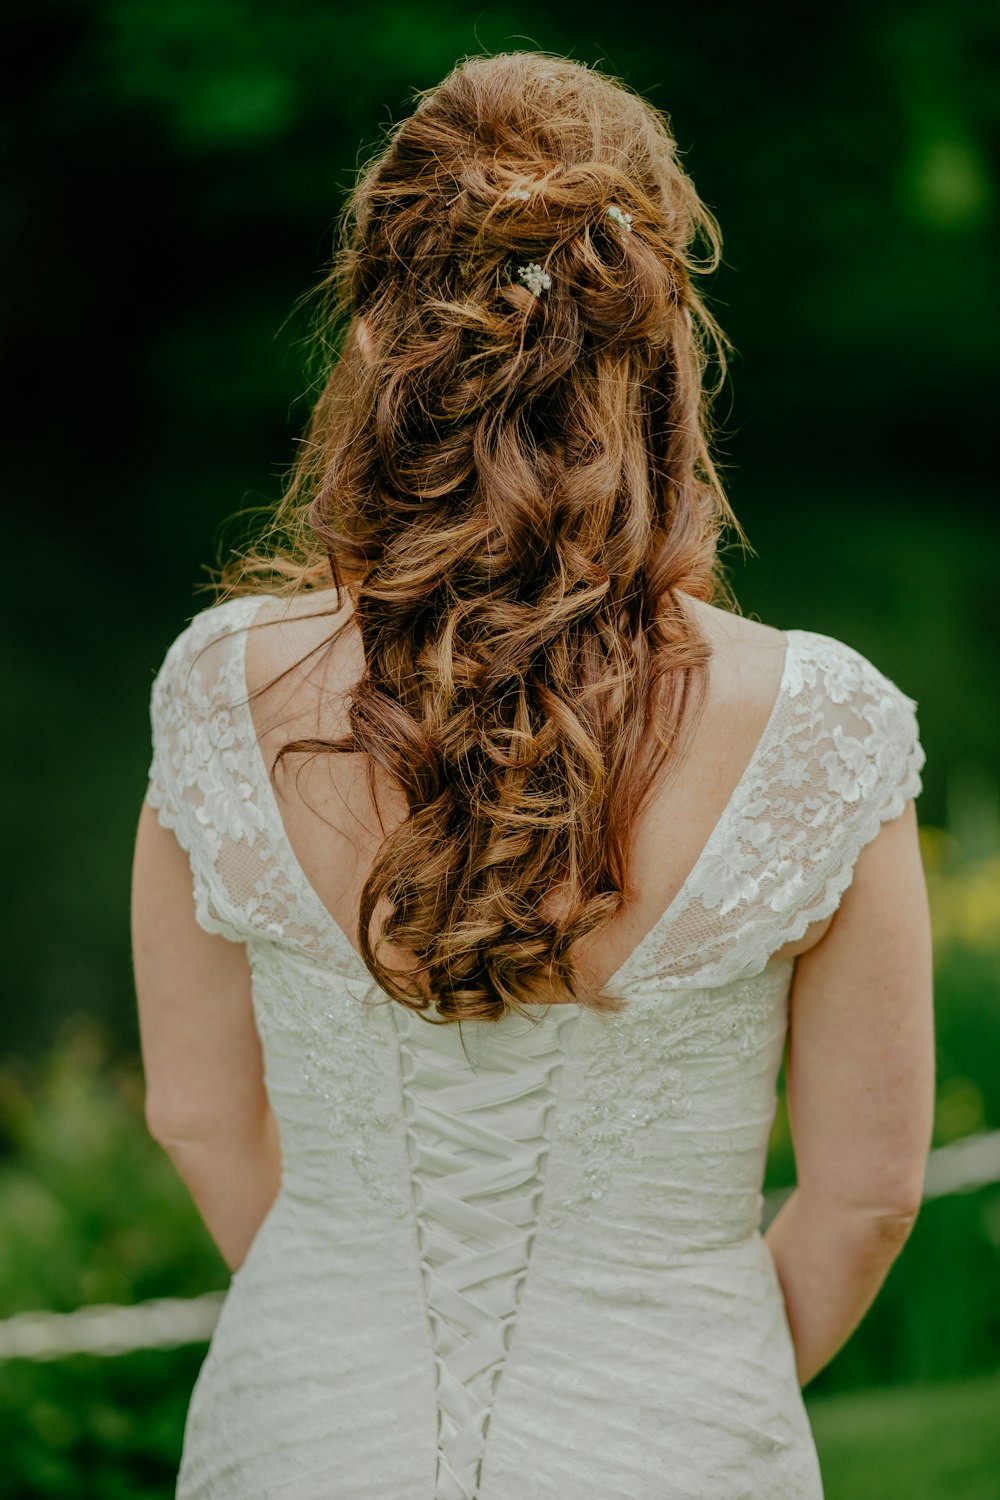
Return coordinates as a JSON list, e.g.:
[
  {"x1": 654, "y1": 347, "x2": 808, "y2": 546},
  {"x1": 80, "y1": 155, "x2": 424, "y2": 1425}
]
[
  {"x1": 3, "y1": 2, "x2": 999, "y2": 1490},
  {"x1": 96, "y1": 0, "x2": 528, "y2": 151}
]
